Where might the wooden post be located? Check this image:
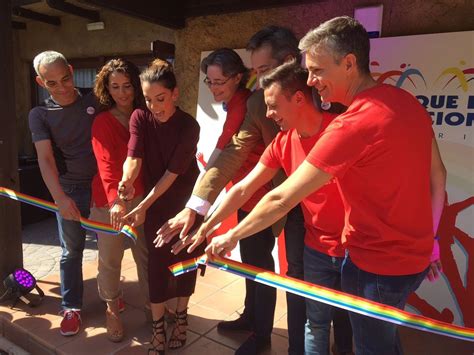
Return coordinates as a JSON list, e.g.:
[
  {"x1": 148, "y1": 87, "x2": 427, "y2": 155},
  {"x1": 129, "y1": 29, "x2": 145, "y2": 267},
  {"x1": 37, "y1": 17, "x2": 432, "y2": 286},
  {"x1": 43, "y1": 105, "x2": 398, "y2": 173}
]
[{"x1": 0, "y1": 0, "x2": 23, "y2": 290}]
